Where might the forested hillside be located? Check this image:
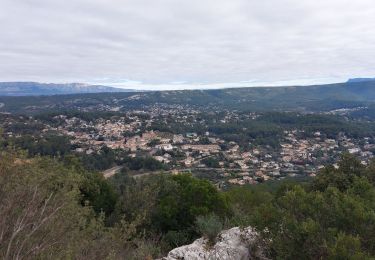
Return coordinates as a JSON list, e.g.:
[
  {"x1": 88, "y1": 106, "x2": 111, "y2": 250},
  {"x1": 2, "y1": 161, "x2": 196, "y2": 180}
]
[{"x1": 1, "y1": 80, "x2": 375, "y2": 114}]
